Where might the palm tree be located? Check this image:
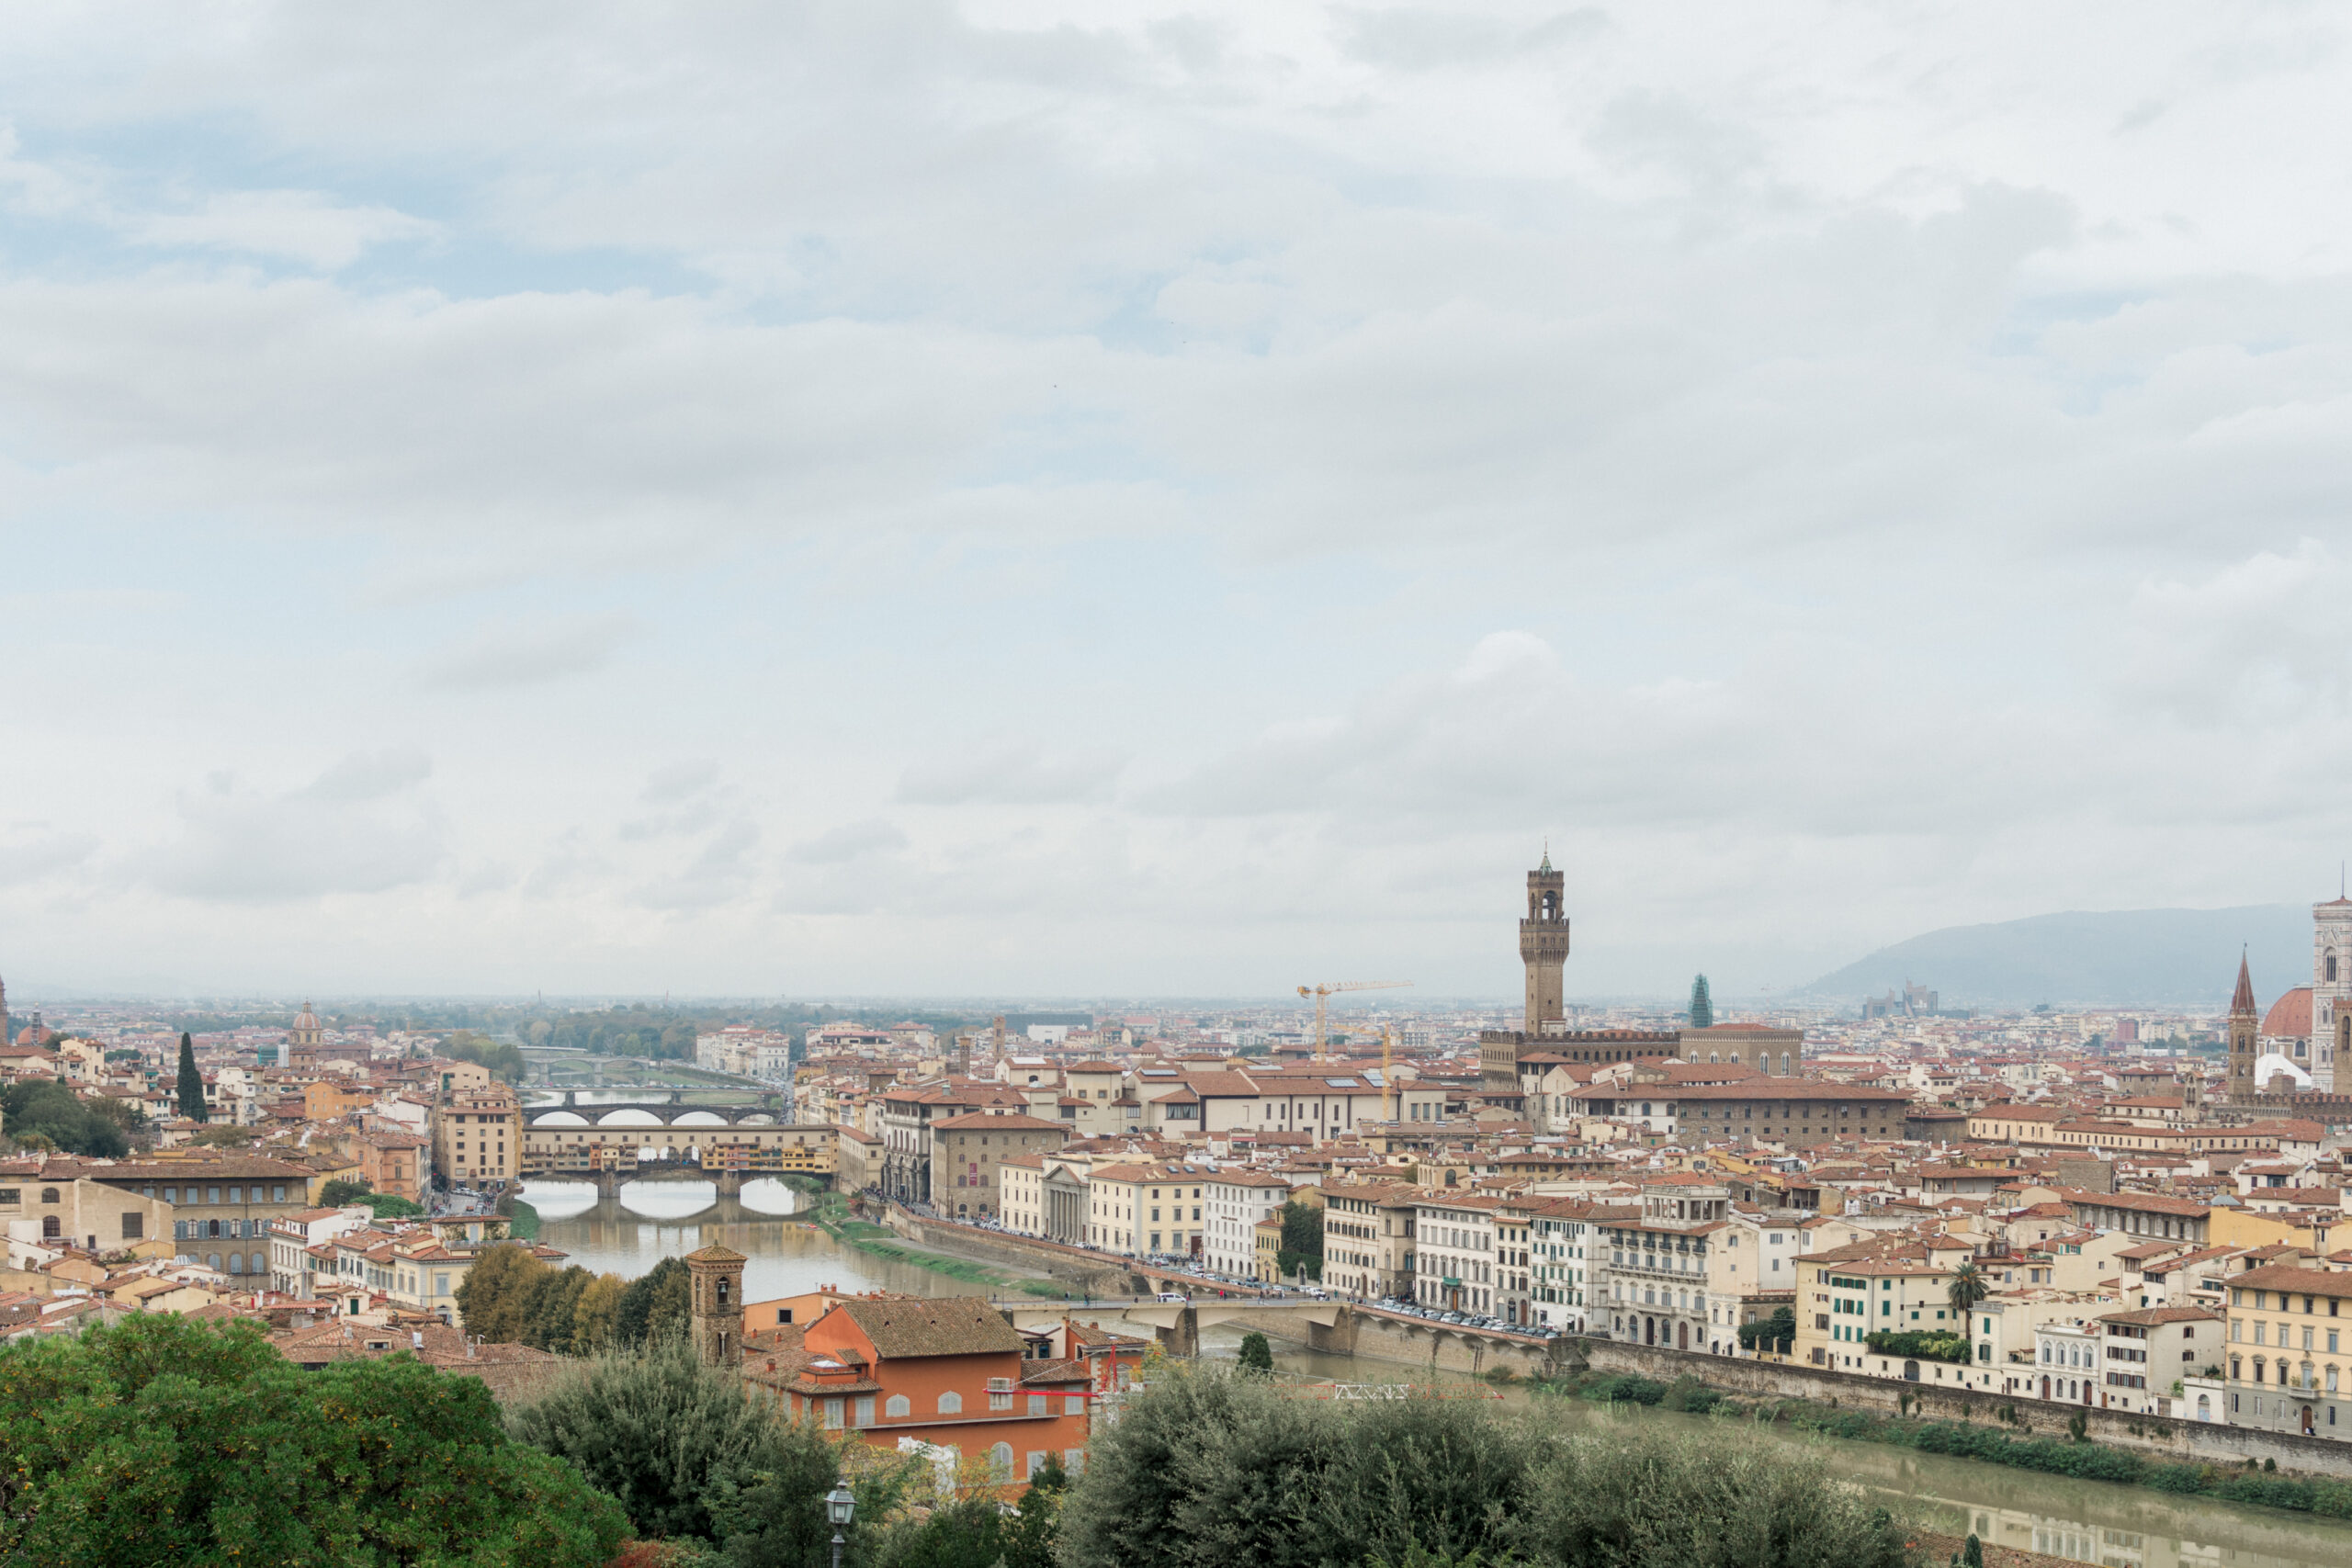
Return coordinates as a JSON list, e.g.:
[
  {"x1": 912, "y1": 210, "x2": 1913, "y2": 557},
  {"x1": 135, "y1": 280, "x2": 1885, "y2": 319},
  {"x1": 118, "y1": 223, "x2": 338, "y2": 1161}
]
[{"x1": 1947, "y1": 1258, "x2": 1987, "y2": 1322}]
